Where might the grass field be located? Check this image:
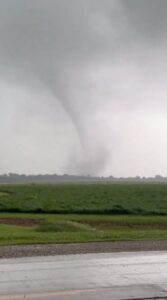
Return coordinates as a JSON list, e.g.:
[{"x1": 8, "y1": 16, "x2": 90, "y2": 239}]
[
  {"x1": 0, "y1": 213, "x2": 167, "y2": 245},
  {"x1": 0, "y1": 183, "x2": 167, "y2": 245}
]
